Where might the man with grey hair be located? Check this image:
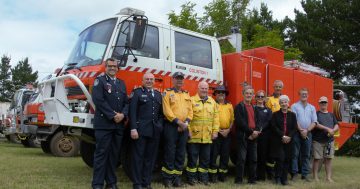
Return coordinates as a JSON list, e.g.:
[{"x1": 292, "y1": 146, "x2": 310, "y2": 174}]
[
  {"x1": 234, "y1": 85, "x2": 260, "y2": 184},
  {"x1": 291, "y1": 88, "x2": 317, "y2": 182}
]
